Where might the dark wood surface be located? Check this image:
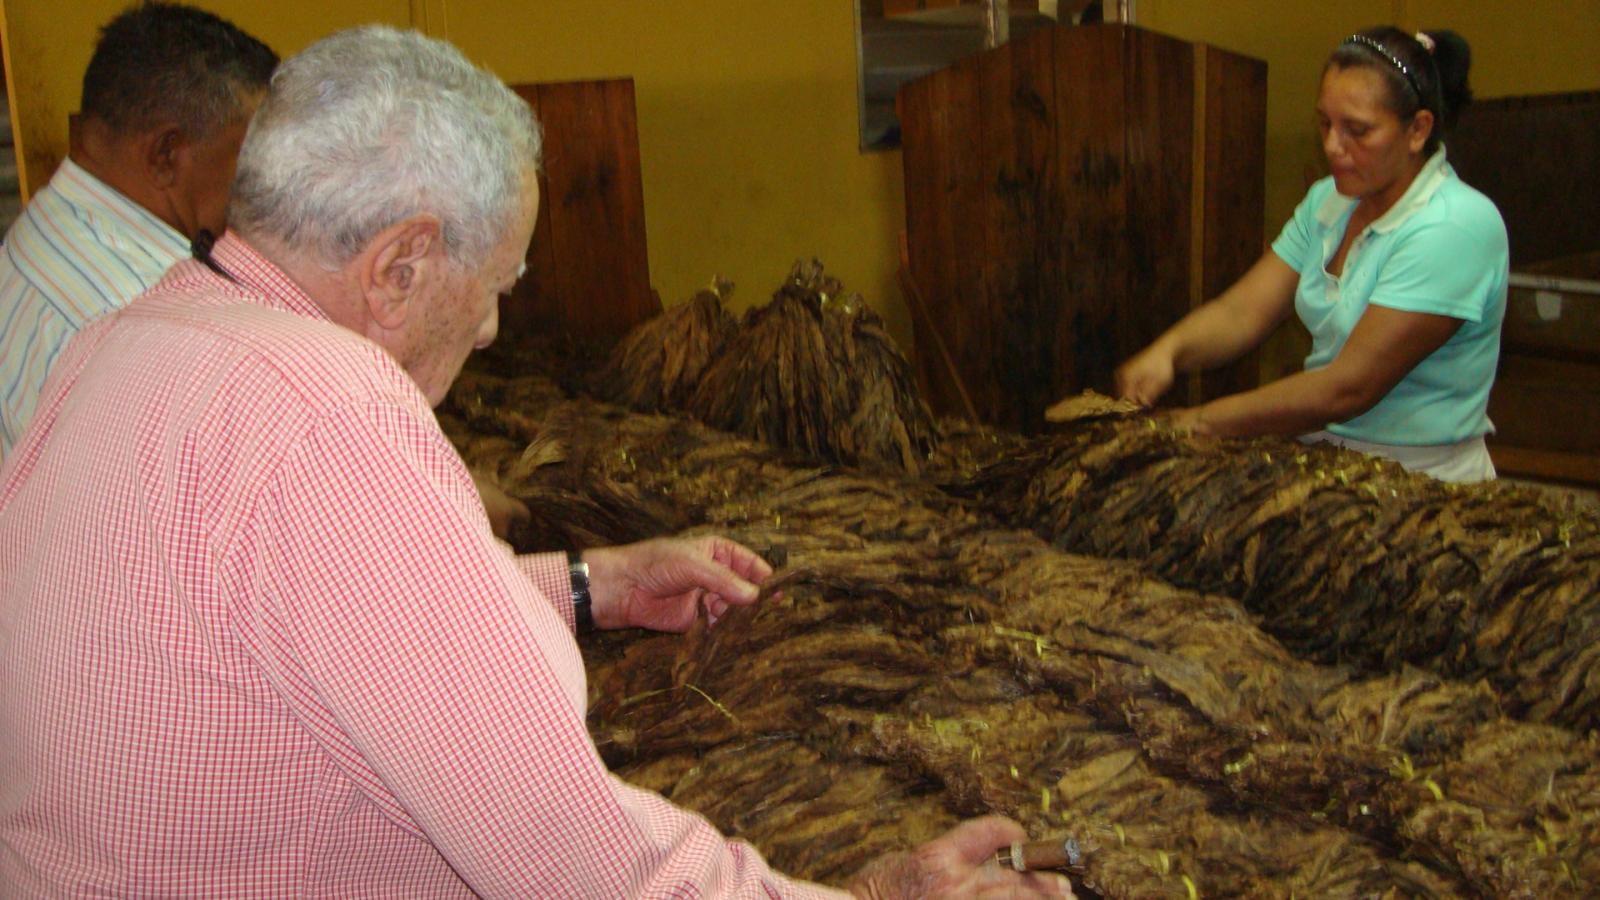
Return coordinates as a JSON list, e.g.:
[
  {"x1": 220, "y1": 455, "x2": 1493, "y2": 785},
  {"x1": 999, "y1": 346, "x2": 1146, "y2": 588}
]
[
  {"x1": 1198, "y1": 44, "x2": 1268, "y2": 401},
  {"x1": 899, "y1": 53, "x2": 983, "y2": 419},
  {"x1": 508, "y1": 80, "x2": 658, "y2": 343},
  {"x1": 1450, "y1": 91, "x2": 1600, "y2": 268},
  {"x1": 1450, "y1": 92, "x2": 1600, "y2": 484},
  {"x1": 1051, "y1": 25, "x2": 1131, "y2": 415},
  {"x1": 980, "y1": 26, "x2": 1059, "y2": 424},
  {"x1": 899, "y1": 25, "x2": 1266, "y2": 432},
  {"x1": 1488, "y1": 354, "x2": 1600, "y2": 455}
]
